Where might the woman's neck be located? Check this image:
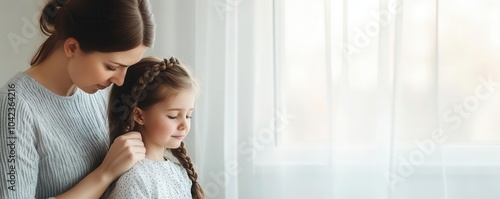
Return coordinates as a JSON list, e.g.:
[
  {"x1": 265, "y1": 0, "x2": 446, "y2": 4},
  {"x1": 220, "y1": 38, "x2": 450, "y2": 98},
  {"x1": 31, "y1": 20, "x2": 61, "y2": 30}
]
[{"x1": 26, "y1": 47, "x2": 76, "y2": 96}]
